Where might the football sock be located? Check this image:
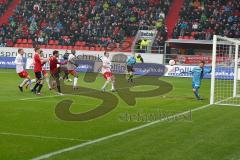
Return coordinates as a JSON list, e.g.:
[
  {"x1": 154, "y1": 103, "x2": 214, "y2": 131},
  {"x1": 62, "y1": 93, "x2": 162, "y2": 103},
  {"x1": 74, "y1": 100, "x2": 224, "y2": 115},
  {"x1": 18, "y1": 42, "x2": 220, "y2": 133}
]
[
  {"x1": 194, "y1": 90, "x2": 200, "y2": 99},
  {"x1": 102, "y1": 79, "x2": 110, "y2": 89},
  {"x1": 57, "y1": 85, "x2": 61, "y2": 93},
  {"x1": 111, "y1": 81, "x2": 115, "y2": 90},
  {"x1": 37, "y1": 84, "x2": 43, "y2": 93},
  {"x1": 20, "y1": 79, "x2": 29, "y2": 87},
  {"x1": 45, "y1": 77, "x2": 51, "y2": 89},
  {"x1": 32, "y1": 82, "x2": 40, "y2": 91},
  {"x1": 28, "y1": 79, "x2": 32, "y2": 89},
  {"x1": 73, "y1": 77, "x2": 78, "y2": 87},
  {"x1": 31, "y1": 79, "x2": 36, "y2": 83}
]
